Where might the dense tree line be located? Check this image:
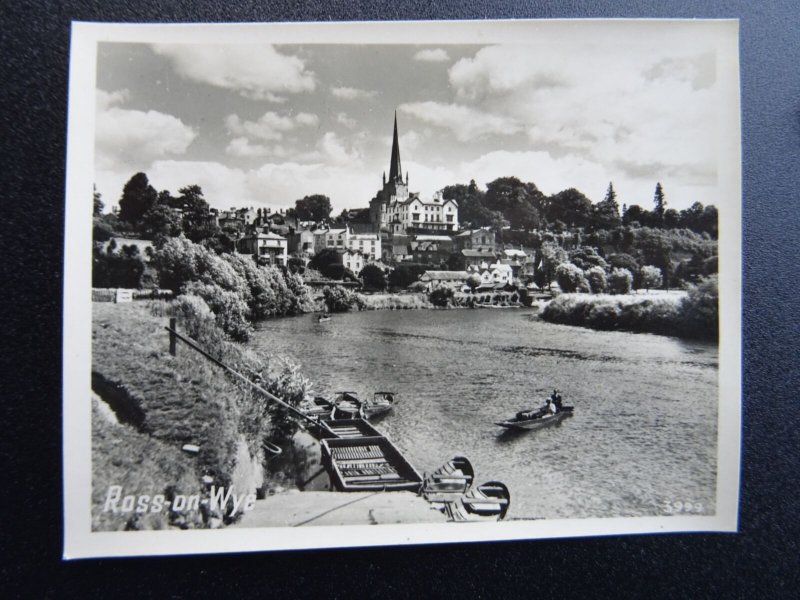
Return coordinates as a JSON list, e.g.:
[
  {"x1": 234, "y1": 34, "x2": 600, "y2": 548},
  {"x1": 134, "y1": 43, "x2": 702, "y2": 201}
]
[{"x1": 443, "y1": 177, "x2": 717, "y2": 238}]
